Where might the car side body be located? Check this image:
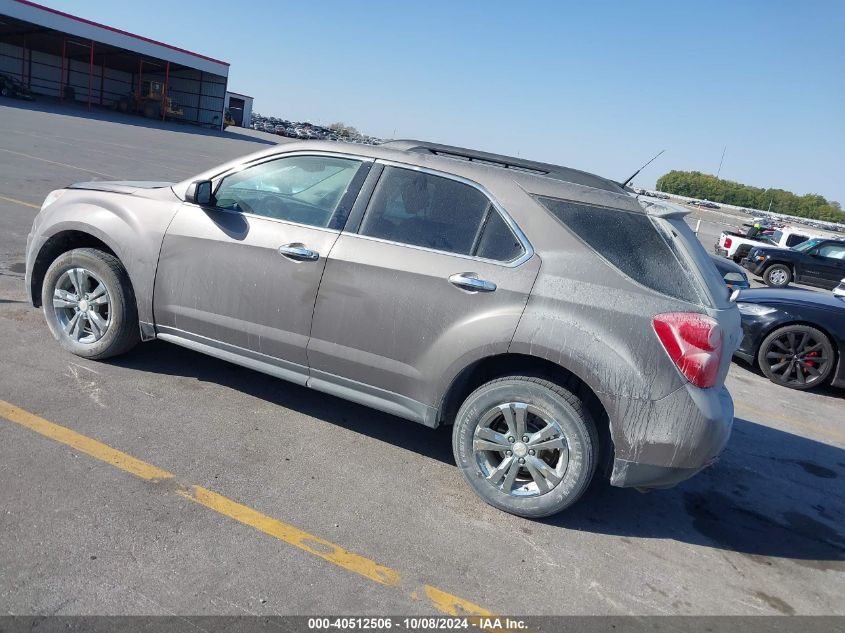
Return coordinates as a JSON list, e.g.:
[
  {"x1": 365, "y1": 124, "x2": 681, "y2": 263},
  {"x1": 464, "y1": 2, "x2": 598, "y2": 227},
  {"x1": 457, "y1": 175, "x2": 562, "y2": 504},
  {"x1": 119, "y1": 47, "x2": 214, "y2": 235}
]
[
  {"x1": 26, "y1": 140, "x2": 741, "y2": 515},
  {"x1": 734, "y1": 288, "x2": 845, "y2": 389}
]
